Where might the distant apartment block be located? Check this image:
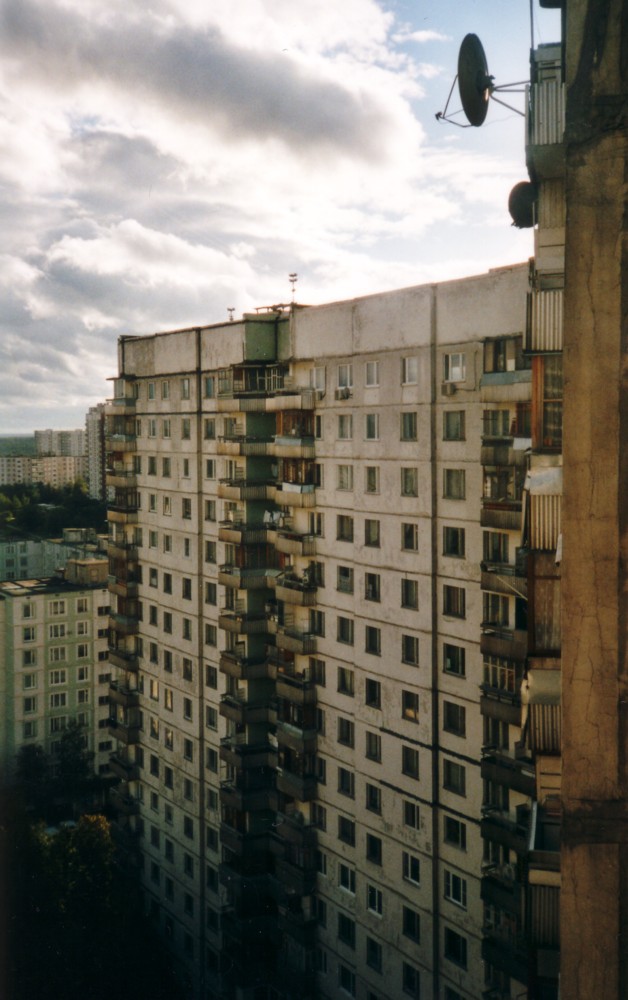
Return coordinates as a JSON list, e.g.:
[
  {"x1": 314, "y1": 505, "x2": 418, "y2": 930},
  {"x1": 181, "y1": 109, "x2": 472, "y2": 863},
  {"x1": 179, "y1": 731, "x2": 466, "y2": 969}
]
[
  {"x1": 0, "y1": 529, "x2": 108, "y2": 582},
  {"x1": 0, "y1": 454, "x2": 86, "y2": 489},
  {"x1": 105, "y1": 262, "x2": 529, "y2": 1000},
  {"x1": 35, "y1": 428, "x2": 85, "y2": 457},
  {"x1": 0, "y1": 558, "x2": 113, "y2": 784},
  {"x1": 86, "y1": 403, "x2": 108, "y2": 501}
]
